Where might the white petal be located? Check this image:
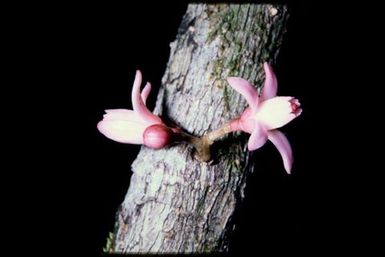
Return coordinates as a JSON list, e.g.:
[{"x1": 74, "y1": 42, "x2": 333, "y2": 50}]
[
  {"x1": 97, "y1": 119, "x2": 145, "y2": 144},
  {"x1": 256, "y1": 97, "x2": 296, "y2": 130}
]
